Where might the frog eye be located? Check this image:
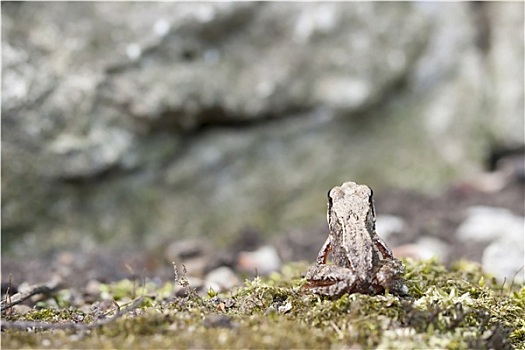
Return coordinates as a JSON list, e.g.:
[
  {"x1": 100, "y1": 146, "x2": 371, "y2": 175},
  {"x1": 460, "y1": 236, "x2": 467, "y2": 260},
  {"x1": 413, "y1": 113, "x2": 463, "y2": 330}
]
[{"x1": 327, "y1": 190, "x2": 333, "y2": 208}]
